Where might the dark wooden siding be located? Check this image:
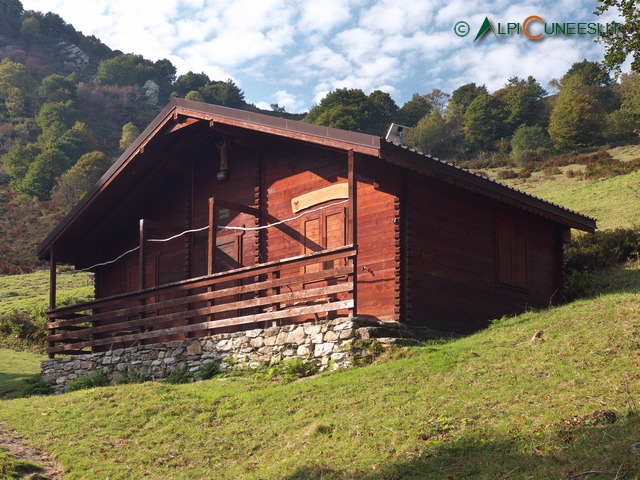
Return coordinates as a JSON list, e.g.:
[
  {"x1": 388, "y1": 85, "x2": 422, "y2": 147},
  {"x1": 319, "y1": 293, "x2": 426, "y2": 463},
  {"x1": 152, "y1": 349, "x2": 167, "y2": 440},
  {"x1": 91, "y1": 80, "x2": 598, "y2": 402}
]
[
  {"x1": 407, "y1": 174, "x2": 563, "y2": 332},
  {"x1": 355, "y1": 156, "x2": 403, "y2": 322}
]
